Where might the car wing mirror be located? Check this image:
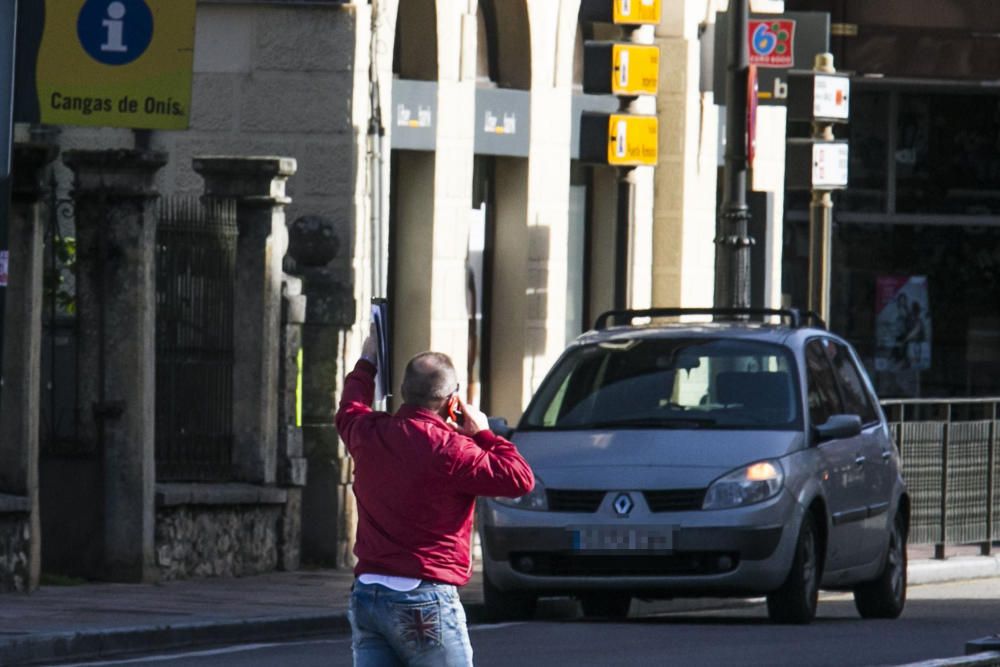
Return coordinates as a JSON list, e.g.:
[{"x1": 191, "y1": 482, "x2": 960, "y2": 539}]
[
  {"x1": 488, "y1": 416, "x2": 514, "y2": 439},
  {"x1": 814, "y1": 414, "x2": 863, "y2": 442}
]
